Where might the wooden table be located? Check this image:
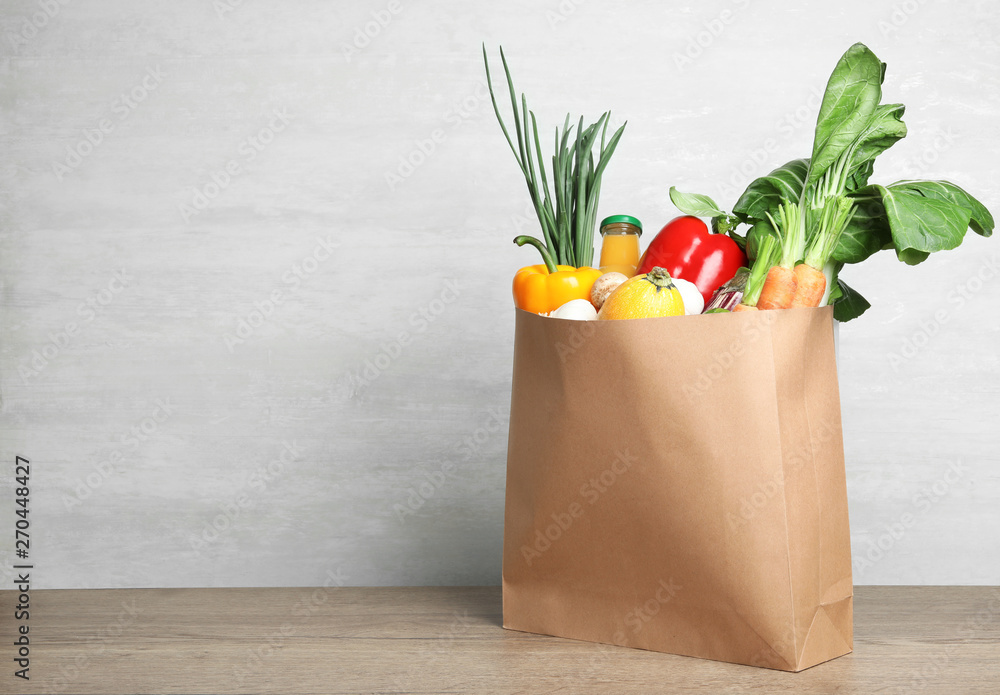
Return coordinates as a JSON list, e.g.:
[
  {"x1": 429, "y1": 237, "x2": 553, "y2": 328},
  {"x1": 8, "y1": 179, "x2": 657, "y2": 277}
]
[{"x1": 1, "y1": 586, "x2": 997, "y2": 694}]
